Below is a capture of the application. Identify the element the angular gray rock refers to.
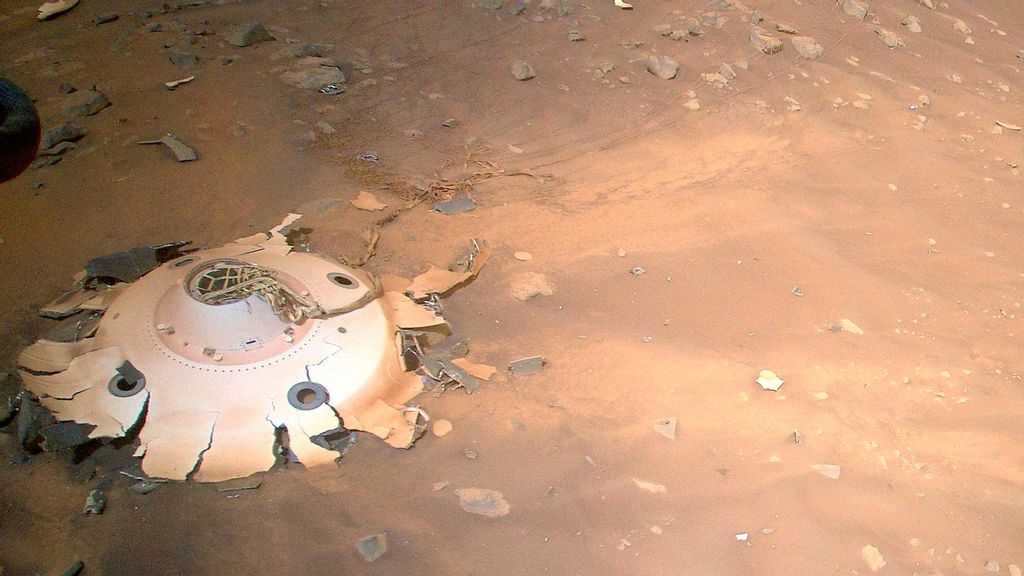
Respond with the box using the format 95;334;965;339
508;0;527;14
842;0;868;20
555;0;574;17
776;22;797;34
227;20;275;47
645;55;679;79
41;122;87;150
482;0;504;8
876;28;904;48
750;26;783;54
511;60;536;80
902;15;921;33
270;42;330;61
63;89;111;118
280;58;347;89
791;35;823;59
168;50;198;67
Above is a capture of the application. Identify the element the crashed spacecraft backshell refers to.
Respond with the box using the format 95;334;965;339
17;219;450;482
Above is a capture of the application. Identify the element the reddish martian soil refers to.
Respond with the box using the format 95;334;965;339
1;0;1023;574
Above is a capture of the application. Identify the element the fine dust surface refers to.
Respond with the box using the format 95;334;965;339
1;0;1023;574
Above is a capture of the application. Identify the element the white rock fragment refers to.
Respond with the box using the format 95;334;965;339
862;545;887;571
812;464;841;479
756;369;784;391
632;479;667;493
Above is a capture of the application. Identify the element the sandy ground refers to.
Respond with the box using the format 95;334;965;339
2;0;1023;574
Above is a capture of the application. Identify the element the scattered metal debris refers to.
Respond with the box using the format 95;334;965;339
83;489;106;515
357;152;379;163
129;481;158;494
138;134;197;162
318;83;344;96
37;0;78;20
164;76;195;90
350;191;387;211
630;266;646;276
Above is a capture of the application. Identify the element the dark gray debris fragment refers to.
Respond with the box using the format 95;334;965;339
356;532;388;562
509;356;545;377
57;560;85;576
83;489;107;515
94;12;118;24
432;197;476;215
41;422;95;450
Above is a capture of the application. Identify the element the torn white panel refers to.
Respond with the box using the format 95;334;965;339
191;403;278;483
139;409;219;480
18;338;103;373
18;347;125;400
41;388;148;438
384;291;448;329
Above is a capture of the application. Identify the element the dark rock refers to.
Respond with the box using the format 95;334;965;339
38;141;75;156
508;0;527;15
58;82;77;94
41;122;88;150
16;396;55;450
63;89;111;118
168;49;198;66
94;13;118;24
555;0;574;17
482;0;504;8
228;20;275;47
144;21;162;32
